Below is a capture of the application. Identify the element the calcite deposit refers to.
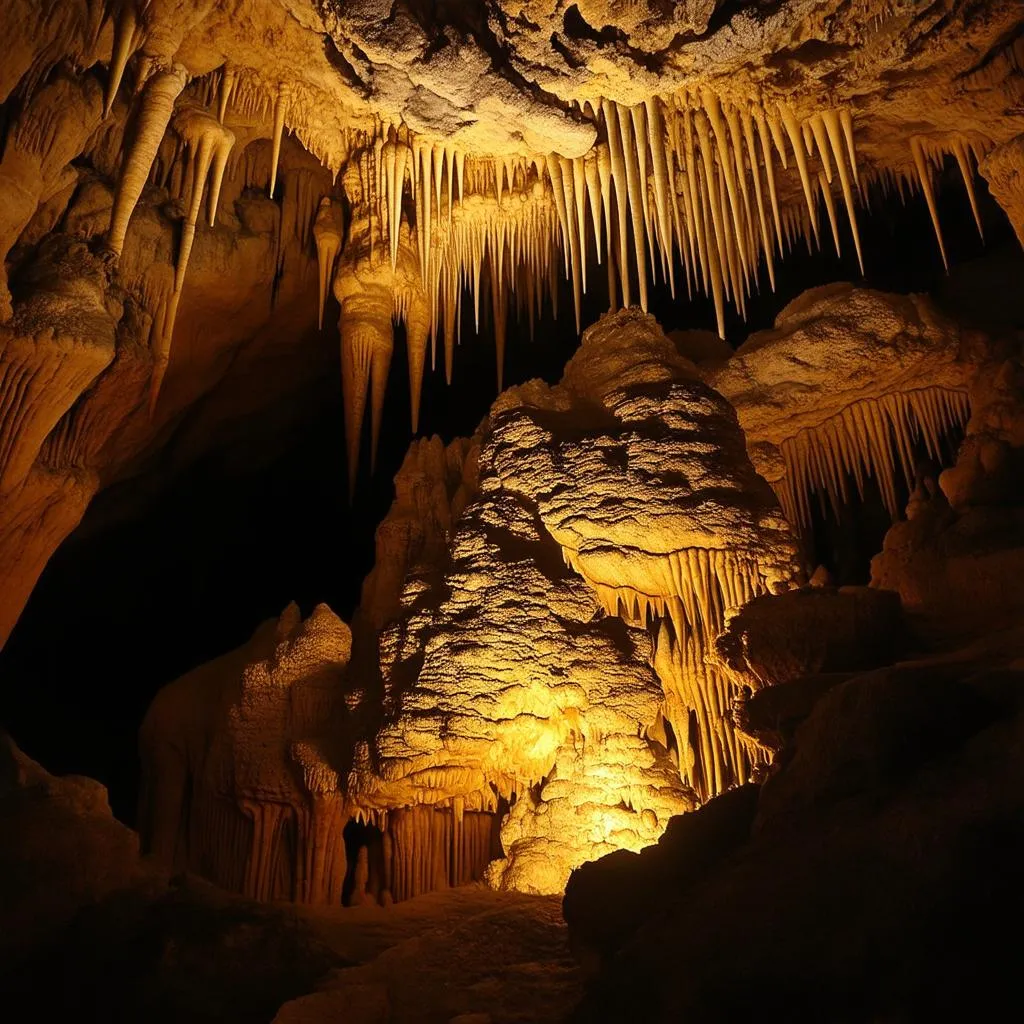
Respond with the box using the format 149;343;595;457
707;284;976;531
136;309;803;898
1;2;1024;1018
0;0;1021;652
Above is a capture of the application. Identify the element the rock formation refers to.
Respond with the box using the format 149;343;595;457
707;284;975;535
139;602;354;903
2;2;1024;1018
138;308;803;898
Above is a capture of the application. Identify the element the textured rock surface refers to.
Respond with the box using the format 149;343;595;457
139;603;354;904
357;308;797;889
0;732;141;966
707;284;977;530
566;639;1024;1022
138;309;798;899
1;5;1021;652
872;334;1024;648
714;584;903;693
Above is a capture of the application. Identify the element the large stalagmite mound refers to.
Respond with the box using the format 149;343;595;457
137;308;801;900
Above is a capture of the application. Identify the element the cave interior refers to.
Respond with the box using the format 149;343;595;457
2;1;1024;1021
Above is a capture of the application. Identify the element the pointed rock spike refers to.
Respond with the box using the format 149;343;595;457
779;103;819;239
105;5;138;117
823;109;864;273
106;66;188;257
952;138;984;241
911;136;949;271
218;65;235;124
269;84;290;198
809;113;834;183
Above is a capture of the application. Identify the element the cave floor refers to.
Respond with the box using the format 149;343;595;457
275;885;583;1024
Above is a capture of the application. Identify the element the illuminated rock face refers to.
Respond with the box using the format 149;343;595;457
137;309;799;898
707;284;976;534
356;309;797;890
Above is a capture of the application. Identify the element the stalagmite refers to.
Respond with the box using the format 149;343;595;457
269;84;290;199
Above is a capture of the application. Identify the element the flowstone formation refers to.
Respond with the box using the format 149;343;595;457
138;309;800;899
139;602;354;904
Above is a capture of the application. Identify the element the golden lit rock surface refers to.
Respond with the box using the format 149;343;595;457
707;283;976;530
3;2;1024;1019
0;0;1021;654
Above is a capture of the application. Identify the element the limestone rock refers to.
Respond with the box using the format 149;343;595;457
567;647;1024;1022
0;732;140;967
139;602;354;905
708;284;977;531
714;585;903;693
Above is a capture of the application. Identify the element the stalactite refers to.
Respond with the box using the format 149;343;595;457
313;198;343;331
148;107;235;414
217;63;235;124
383;805;496;902
106;65;188;257
104;3;141;117
339;289;394;497
269;83;290;199
775;387;971;531
910;135;949;271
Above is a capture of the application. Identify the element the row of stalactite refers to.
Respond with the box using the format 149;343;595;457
94;40;997;445
650;550;774;801
568;543;775;803
170;789;498;906
776;386;972;532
